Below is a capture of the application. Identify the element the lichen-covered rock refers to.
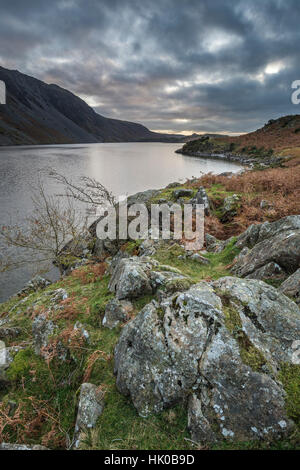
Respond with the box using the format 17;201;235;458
205;233;219;252
245;261;283;280
75;383;105;434
102;299;133;329
109;256;190;299
220;194;240;222
17;276;51;297
279;268;300;303
114;278;300;444
109;257;154;299
190;253;210;265
236;216;300;250
0;443;48;450
189;187;211;216
32;314;56;356
232;216;300;278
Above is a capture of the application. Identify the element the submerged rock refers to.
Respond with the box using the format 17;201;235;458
114;277;300;444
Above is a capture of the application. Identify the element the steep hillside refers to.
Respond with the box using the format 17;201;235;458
0;67;182;145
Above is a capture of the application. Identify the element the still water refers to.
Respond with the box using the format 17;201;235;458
0;142;242;301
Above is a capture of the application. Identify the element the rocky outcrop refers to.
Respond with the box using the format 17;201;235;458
279;269;300;304
18;276;51;297
108;256;191;300
114;277;300;444
232;216;300;279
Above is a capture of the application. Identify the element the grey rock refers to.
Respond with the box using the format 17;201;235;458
109;257;155;299
127;189;159;207
260;200;272;210
190;253;210;265
32;314;56;356
49;288;68;303
18;276;51;297
236;215;300;249
220;194;240;222
114;278;300;443
74;322;90;342
173;188;194;199
279;268;300;303
245;262;283;280
166;182;180;189
102;299;133;329
194;186;211;216
75;383;105;433
0;443;48;450
232;221;300;278
205;233;219;252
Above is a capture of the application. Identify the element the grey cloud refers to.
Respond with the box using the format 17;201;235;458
0;0;299;133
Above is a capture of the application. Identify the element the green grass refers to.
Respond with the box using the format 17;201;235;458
154;238;240;282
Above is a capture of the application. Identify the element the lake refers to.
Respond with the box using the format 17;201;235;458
0;142;242;302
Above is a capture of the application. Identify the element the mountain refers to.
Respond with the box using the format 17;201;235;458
0;66;184;145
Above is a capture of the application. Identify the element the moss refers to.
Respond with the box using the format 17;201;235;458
279;364;300;427
223;304;267;372
164;278;193;293
154;238;240;284
123;239;143;255
149;184;196;204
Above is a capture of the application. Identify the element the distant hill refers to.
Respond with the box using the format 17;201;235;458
0;66;184;146
180;115;300;159
226;115;300;152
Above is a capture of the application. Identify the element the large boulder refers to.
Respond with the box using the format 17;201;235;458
232;216;300;278
108;257;154;299
109;256;191;300
114;277;300;444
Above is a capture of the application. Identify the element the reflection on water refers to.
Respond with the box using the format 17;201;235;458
0;142;242;301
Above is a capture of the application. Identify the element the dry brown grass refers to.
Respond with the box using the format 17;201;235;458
71;262;107;284
190;165;300;238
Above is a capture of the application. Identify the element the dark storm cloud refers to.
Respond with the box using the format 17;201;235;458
0;0;299;133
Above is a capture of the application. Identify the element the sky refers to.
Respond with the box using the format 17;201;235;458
0;0;300;135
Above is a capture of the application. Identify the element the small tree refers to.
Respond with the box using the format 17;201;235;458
48;168;115;208
0;178;90;276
